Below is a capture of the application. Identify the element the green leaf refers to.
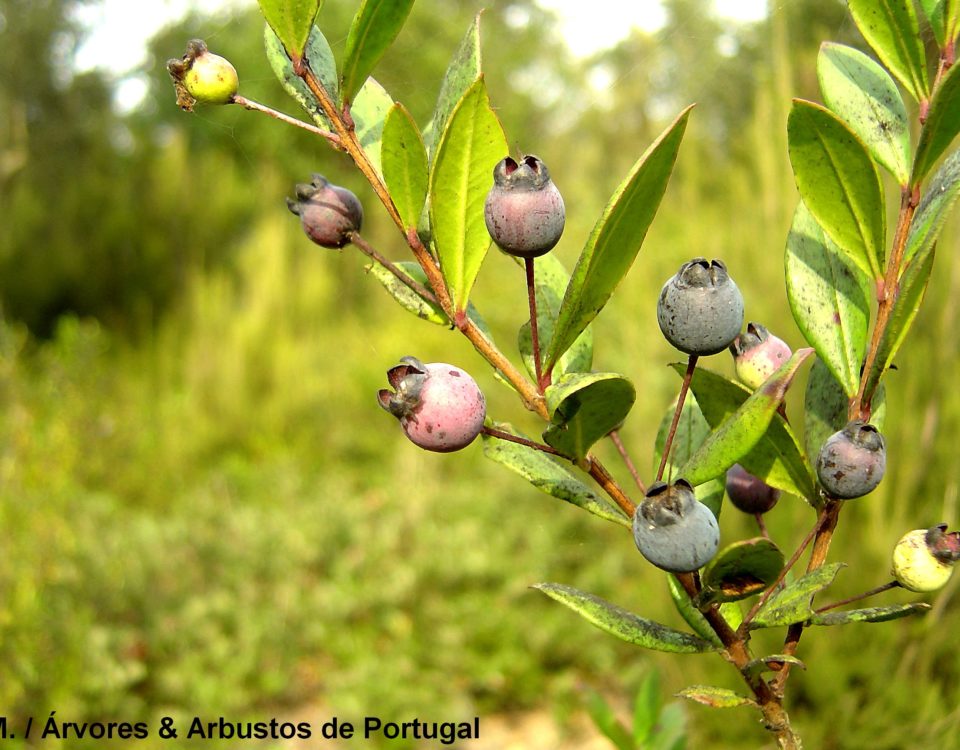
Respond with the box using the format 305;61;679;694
803;357;887;469
429;77;507;313
678;366;816;500
350;76;393;179
258;0;322;62
542;373;635;461
533;583;718;653
848;0;929;102
808;602;930;625
919;0;948;46
632;671;662;747
861;245;935;404
482;422;629;527
750;563;844;629
677;349;814;487
785;200;872;398
913;63;960;184
424;14;482;157
264;22;337;127
585;691;633;750
788;99;886;281
667;576;723;648
544;106;692;373
382;103;429;229
818;42;911;185
905;148;960;266
654;396;725;517
676;686;756;709
700;538;785;604
366;260;445;325
340;0;415;106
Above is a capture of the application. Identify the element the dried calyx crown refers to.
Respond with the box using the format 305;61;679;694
377;356;428;418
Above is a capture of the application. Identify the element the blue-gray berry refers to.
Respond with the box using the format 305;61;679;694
633;480;720;573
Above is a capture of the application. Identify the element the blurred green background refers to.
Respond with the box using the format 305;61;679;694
2;0;960;747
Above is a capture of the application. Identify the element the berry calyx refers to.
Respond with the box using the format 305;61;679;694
657;258;744;356
287;175;363;249
725;463;780;514
816;420;886;499
892;525;960;593
377;357;486;452
729;322;792;389
167;39;238;111
484;155;565;258
632;480;720;573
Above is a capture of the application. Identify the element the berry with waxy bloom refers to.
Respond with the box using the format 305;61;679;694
633;480;720;573
484;155;565;258
816;420;886;499
286;175;363;249
892;524;960;593
657;258;744;356
377;357;486;452
730;322;792;389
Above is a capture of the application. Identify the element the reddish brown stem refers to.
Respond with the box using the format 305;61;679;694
481;426;565;456
609;429;646;494
814;580;901;614
349;232;438;305
656;355;698;482
525;257;546;391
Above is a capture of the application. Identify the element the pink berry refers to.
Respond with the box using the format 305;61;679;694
286;174;363;249
377;357;486;452
729;322;792;389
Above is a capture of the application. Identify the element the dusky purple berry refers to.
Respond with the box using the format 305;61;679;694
167;39;238;111
725;463;780;514
892;524;960;593
730;322;792;389
377;356;486;453
657;258;744;356
483;155;565;258
816;420;886;499
286;175;363;249
632;480;720;573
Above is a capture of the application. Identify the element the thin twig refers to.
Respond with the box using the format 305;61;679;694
232;95;341;146
525;257;546;391
481;426;565;456
609;429;646;494
657;355;698;482
349;232;438;305
814;580;901;614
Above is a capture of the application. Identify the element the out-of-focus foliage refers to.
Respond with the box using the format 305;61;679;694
1;0;959;748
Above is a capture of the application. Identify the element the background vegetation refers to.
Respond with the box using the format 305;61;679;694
2;0;959;747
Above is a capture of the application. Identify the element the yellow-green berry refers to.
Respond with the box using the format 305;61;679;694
167;39;238;110
892;525;960;593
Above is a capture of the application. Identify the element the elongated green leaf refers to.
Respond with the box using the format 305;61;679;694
429;78;506;313
482;422;628;527
632;671;663;747
667;576;744;647
785;200;871;397
264;23;337;127
818;42;910;185
677;349;814;487
382;103;428;229
654;396;724;517
788;100;885;281
350;76;393;179
920;0;948;46
676;686;756;709
808;602;930;625
341;0;414;106
543;373;636;460
424;14;481;157
518;254;594;381
544;107;692;373
861;246;935;404
914;64;960;184
848;0;929;102
804;357;887;470
585;691;633;750
677;366;816;500
750;563;844;629
367;260;446;325
258;0;321;62
700;538;785;604
533;583;718;653
905;149;960;266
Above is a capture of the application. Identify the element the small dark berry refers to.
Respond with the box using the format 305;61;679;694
725;464;780;514
377;356;486;452
657;258;744;356
729;322;792;389
287;175;363;249
632;480;720;573
484;155;565;258
816;420;886;499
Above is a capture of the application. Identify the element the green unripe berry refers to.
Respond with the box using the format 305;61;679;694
167;39;238;111
892;525;960;593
